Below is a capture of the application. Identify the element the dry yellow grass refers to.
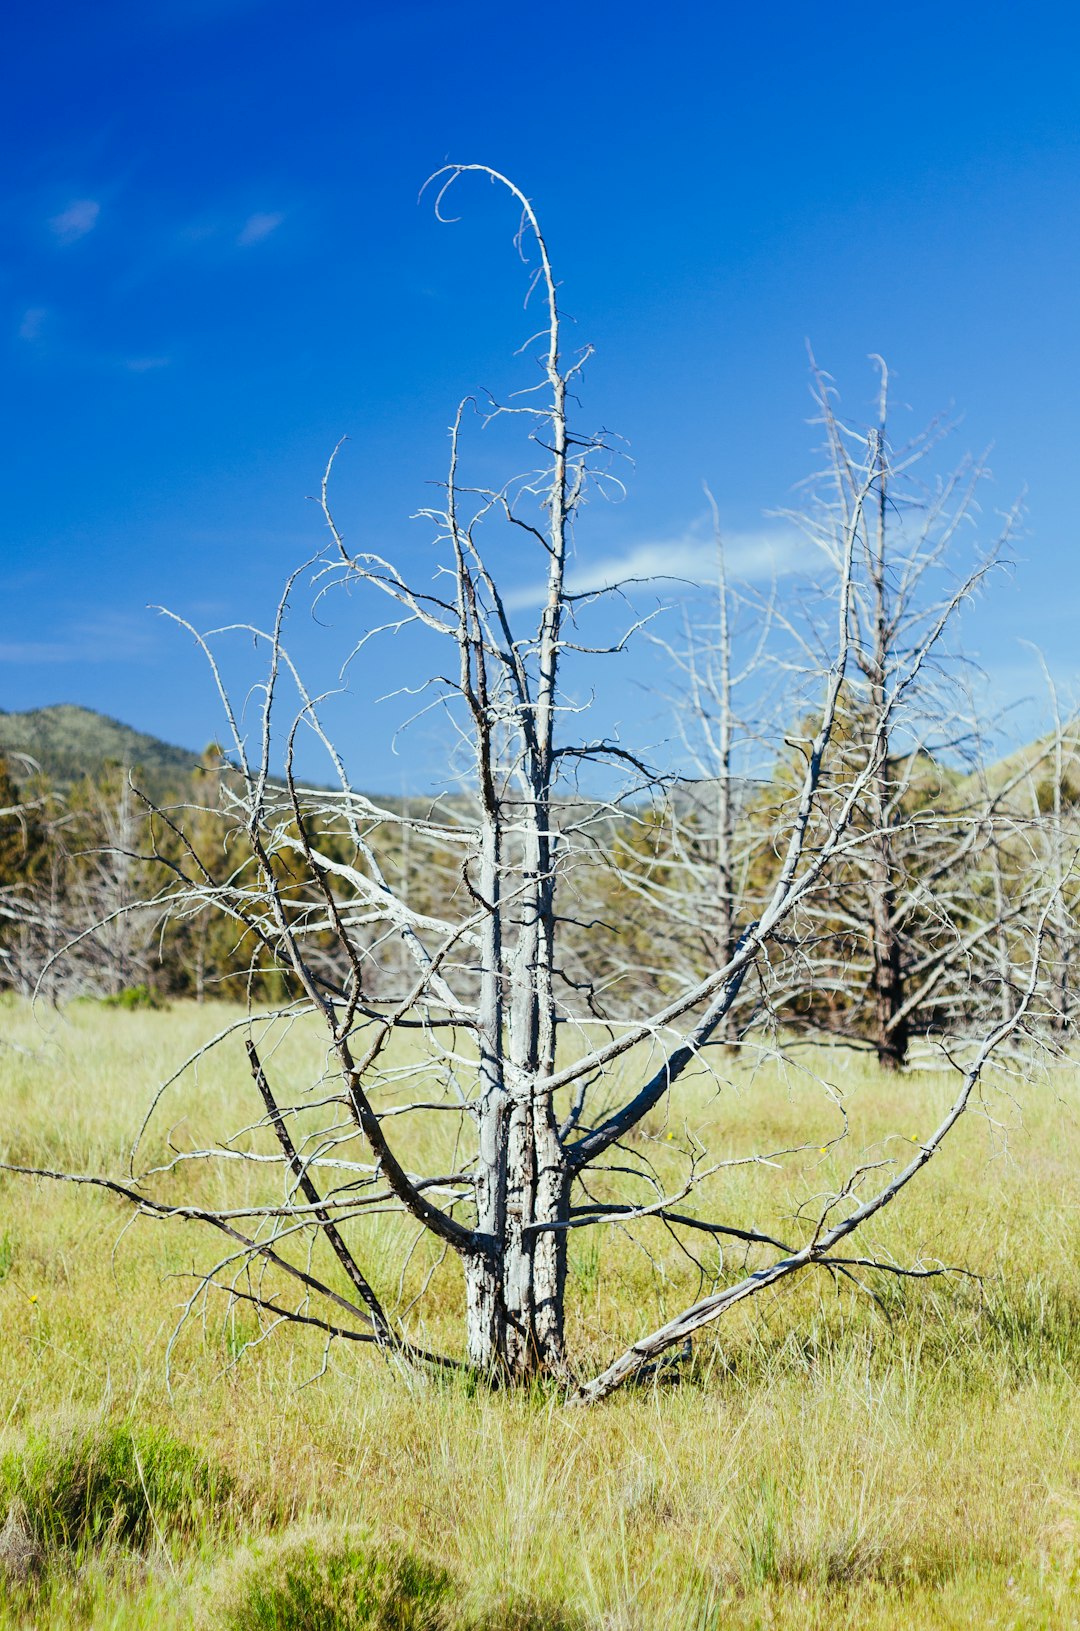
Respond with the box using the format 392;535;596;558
1;996;1078;1627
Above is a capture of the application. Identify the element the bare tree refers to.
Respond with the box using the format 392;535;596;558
0;753;46;996
0;759;102;1004
763;362;1027;1067
1016;658;1080;1035
2;767;158;1003
599;493;778;1036
71;771;155;996
3;169;1053;1398
605;368;1033;1068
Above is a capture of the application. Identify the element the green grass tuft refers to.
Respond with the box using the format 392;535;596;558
208;1530;455;1631
95;984;168;1012
1;1420;234;1555
206;1528;589;1631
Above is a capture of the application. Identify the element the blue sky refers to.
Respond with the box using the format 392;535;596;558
3;1;1079;789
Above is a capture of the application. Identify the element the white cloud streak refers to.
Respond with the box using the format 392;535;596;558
237;211;284;246
49;199;100;244
0;612;156;665
503;522;807;611
18;307;46;341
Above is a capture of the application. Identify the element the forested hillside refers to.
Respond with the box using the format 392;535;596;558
0;705;202;796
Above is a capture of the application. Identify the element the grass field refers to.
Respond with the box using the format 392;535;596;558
1;997;1078;1628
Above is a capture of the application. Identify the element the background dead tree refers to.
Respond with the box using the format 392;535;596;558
0;752;164;1004
0;758;96;1004
761;362;1027;1067
1017;658;1080;1035
594;491;779;1036
70;771;155;998
0;753;47;997
3;169;1055;1398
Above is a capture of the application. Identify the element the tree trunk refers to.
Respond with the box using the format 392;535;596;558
464;1090;569;1380
869;827;907;1071
866;416;908;1072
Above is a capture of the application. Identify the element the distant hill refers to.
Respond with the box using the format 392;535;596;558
0;705;204;795
954;729;1080;808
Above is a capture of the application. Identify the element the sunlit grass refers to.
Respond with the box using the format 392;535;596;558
1;997;1078;1626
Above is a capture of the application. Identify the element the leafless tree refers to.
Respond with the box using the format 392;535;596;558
2;770;157;1003
605;367;1035;1069
72;773;154;996
600;493;778;1037
0;763;90;1004
1014;658;1080;1035
3;169;1055;1398
763;361;1029;1067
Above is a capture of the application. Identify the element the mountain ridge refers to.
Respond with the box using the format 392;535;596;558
0;704;206;794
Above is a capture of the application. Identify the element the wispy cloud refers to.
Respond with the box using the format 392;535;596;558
49;199;100;244
237;210;284;246
0;640;78;663
503;521;807;611
112;203;291;295
124;355;170;373
18;307;47;341
0;611;157;665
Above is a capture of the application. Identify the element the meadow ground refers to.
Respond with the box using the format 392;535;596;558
0;997;1078;1628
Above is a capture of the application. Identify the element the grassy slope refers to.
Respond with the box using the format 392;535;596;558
0;1000;1078;1627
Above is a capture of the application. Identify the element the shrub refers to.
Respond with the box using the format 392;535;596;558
209;1529;455;1631
206;1527;592;1631
97;983;166;1011
0;1420;234;1553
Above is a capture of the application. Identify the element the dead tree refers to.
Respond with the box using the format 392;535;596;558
1019;658;1080;1034
606;492;778;1035
2;169;1054;1396
0;759;105;1003
767;361;1025;1068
